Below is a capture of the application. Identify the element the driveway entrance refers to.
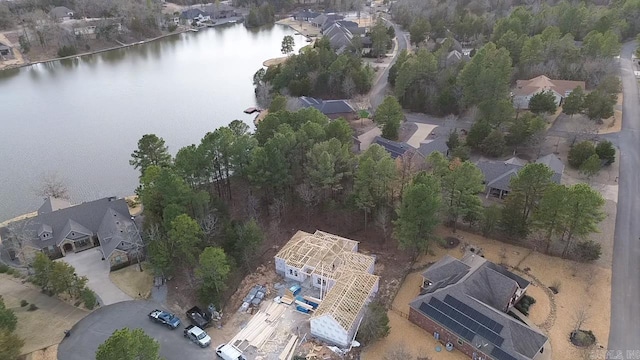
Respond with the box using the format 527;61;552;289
59;248;132;305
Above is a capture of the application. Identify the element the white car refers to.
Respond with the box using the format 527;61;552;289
216;343;247;360
183;325;211;348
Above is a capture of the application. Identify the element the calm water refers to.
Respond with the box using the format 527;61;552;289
0;23;306;222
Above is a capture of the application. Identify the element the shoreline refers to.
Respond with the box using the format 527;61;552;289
0;29;190;71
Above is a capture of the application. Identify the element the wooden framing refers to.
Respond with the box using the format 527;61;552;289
310;270;379;334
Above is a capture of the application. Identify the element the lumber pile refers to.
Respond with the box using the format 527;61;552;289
230;301;289;351
278;335;298;360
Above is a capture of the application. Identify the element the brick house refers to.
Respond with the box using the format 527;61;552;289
409;252;551;360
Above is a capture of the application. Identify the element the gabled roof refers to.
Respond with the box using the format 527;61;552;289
535;154;564;182
372;136;413;159
476;158;524;192
181;8;206;19
417;137;449;158
410;254;543;360
49;6;74;19
298;96;355;115
311;14;328;26
37;224;52;236
38;197;72;215
97;208;142;259
295;10;321;19
514;75;585;97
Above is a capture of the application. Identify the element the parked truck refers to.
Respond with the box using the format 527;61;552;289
186;306;212;328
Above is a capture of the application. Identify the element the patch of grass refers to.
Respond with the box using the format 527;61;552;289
28;303;38;311
0;263;9;273
20;300;28;307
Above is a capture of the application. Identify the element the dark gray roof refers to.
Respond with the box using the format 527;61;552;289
37;224;52;236
311;14;328;25
535;154;564;178
97;208;142;259
8;197;132;251
49;6;74;19
295;10;320;19
298;97;355;115
0;42;11;50
410;255;543;360
476;159;524;192
181;8;206;19
417;137;449;158
38;197;72;215
477;155;562;192
372;136;413;159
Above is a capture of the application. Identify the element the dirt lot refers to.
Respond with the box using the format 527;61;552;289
0;274;88;355
109;262;154;299
362;227;611;360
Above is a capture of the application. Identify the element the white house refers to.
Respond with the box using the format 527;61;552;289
513;75;586;110
275;230;379;348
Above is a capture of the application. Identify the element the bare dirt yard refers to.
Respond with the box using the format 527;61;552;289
362;227;611;360
0;274;88;355
109;262;154;299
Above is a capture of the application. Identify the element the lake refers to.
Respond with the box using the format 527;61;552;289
0;23;306;222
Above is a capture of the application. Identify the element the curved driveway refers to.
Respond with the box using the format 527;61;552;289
58;300;215;360
609;41;640;353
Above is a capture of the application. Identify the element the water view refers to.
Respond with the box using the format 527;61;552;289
0;23;306;222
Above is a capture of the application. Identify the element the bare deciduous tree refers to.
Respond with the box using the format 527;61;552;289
4;220;36;266
255;82;273;109
375;206;392;244
199;211;220;237
35;172;70;200
573;306;590;332
383;344;416;360
296;183;319;224
246;194;260;220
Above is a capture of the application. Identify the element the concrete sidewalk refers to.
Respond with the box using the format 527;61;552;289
60;249;132;305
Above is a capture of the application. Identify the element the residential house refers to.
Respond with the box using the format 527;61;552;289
444;50;470;67
0;196;143;271
513;75;586;110
294;10;321;22
417;137;449;159
181;8;211;25
203;3;238;19
311;13;344;28
322;20;362;34
476;154;564;198
0;41;14;59
49;6;74;21
275;230;379;348
409;252;551;360
372;136;414;159
297;96;356;120
73;20;123;39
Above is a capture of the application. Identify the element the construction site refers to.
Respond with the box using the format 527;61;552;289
223;230;380;360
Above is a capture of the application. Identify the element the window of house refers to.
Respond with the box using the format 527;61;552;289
71;232;75;236
457;339;463;346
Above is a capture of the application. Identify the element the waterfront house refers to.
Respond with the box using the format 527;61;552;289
297;96;356;120
409;252;550;360
0;196;144;271
49;6;74;21
293;10;321;22
181;8;211;25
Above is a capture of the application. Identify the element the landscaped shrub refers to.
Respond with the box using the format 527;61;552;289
0;263;8;273
28;303;38;311
57;45;78;58
20;300;28;307
514;295;536;316
356;301;390;345
82;288;97;310
569;141;596;168
168;24;178;32
595;140;616;165
573;240;602;262
571;329;596;347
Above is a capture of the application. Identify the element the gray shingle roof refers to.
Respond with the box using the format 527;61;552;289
37;224;52;237
181;8;206;19
97;208;142;259
8;197;132;252
477;155;563;193
417;137;449;158
535;154;564;181
410;254;544;360
372;136;413;159
49;6;74;19
298;97;355;115
38;197;72;215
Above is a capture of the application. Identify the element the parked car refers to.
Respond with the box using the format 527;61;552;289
184;325;211;348
216;343;247;360
148;309;181;329
186;306;211;328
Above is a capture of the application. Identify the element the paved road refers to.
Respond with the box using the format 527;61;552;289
609;41;640;355
369;18;409;110
58;300;215;360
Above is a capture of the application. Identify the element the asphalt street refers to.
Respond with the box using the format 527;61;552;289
608;41;640;355
58;300;215;360
369;18;409;111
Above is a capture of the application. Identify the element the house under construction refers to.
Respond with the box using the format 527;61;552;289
274;230;379;348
